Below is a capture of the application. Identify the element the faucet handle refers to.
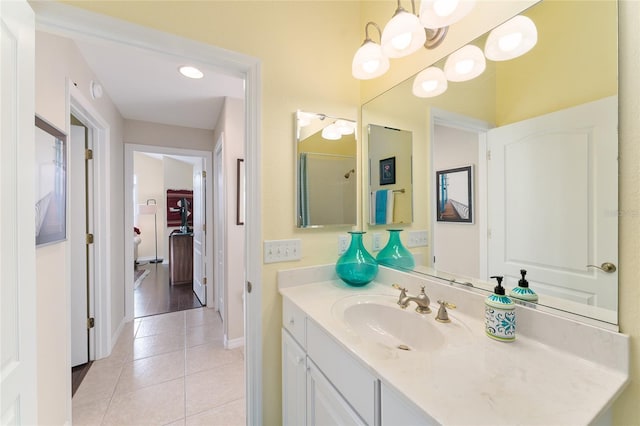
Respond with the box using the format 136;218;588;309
392;283;407;292
435;300;456;323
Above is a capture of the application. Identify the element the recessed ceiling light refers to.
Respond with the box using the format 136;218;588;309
179;65;204;79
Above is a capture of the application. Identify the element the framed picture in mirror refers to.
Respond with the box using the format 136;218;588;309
436;165;473;223
35;115;67;246
379;156;396;185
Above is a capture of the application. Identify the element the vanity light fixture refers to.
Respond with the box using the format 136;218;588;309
484;15;537;61
352;22;390;80
419;0;476;29
335;119;356;135
321;124;342;141
178;65;204;79
444;44;485;82
381;0;426;58
412;66;448;98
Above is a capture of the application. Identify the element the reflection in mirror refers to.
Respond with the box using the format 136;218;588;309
362;1;618;325
368;124;413;225
296;111;357;228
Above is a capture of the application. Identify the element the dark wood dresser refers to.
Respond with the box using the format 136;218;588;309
169;232;193;285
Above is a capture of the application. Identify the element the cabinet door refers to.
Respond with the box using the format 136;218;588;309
381;383;438;426
282;329;307;426
307;360;367;426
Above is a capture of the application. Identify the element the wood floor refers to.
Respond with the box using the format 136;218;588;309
134;263;203;318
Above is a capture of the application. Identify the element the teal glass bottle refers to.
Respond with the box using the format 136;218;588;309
376;229;415;270
335;231;378;287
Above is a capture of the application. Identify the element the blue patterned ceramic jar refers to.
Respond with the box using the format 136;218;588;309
485;276;516;342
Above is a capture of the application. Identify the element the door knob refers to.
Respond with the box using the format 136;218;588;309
586;262;617;273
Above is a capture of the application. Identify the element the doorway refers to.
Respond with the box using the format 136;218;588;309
132;149;209;318
36;2;263;422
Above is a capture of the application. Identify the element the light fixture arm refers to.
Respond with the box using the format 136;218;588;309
363;21;383;45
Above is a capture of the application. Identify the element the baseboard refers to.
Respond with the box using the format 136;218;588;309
224;335;245;349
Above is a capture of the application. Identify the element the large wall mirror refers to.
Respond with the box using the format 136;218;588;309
296;111;357;228
362;1;618;325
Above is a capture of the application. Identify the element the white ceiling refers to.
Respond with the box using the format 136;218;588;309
74;38;244;131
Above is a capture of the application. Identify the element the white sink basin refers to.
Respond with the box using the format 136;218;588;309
331;294;445;352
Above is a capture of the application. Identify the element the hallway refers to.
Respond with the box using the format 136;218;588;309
72;308;245;425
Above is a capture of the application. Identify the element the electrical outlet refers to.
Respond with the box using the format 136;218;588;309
264;239;302;263
372;232;383;251
338;235;349;255
406;230;428;247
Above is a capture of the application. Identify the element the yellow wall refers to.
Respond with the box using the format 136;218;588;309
495;0;618;125
55;1;640;424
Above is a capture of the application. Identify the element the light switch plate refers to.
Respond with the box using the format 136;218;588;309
372;232;383;251
338;235;349;255
264;239;302;263
406;230;428;247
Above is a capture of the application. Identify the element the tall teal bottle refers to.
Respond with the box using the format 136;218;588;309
335;231;378;287
376;229;415;270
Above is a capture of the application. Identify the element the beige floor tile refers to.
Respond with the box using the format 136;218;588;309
115;349;185;395
185;398;245;426
186;323;224;347
185;360;244;417
133;330;185;360
72;358;124;408
164;418;186;426
186;342;243;375
102;377;185;426
185;307;221;328
71;397;110;426
136;312;186;338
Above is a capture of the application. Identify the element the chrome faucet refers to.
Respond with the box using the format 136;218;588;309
392;284;431;314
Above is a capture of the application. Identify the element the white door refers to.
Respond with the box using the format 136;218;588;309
487;96;618;309
1;0;38;423
192;158;206;304
69;123;89;366
214;139;225;317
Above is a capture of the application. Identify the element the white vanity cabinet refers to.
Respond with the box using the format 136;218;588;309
381;383;437;426
282;329;306;426
282;298;377;426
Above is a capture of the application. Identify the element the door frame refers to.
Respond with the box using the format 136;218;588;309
68;83;110;360
124;144;214;309
214;137;226;318
35;3;263;423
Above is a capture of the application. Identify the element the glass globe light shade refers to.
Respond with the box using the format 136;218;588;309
484;15;537;61
444;44;486;82
412;67;448;98
381;10;427;58
419;0;476;29
352;40;390;80
335;120;355;135
322;124;341;140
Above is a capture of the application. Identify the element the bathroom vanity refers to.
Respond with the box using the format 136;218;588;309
279;265;629;425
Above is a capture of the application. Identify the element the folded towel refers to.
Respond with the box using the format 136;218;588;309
373;190;394;224
375;190;387;224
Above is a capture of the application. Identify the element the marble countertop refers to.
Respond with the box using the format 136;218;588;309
279;274;629;425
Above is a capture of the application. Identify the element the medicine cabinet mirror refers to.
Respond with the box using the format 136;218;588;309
362;0;619;325
295;111;357;228
368;124;413;225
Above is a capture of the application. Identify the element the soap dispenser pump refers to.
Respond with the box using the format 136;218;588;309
485;276;516;342
509;269;539;302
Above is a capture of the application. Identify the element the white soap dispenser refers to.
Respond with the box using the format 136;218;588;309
485;276;516;342
509;269;539;302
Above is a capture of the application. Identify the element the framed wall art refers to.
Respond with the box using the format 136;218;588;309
35;115;67;246
379;156;396;185
436;165;473;223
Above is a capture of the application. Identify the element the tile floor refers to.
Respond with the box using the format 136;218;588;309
72;308;245;425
